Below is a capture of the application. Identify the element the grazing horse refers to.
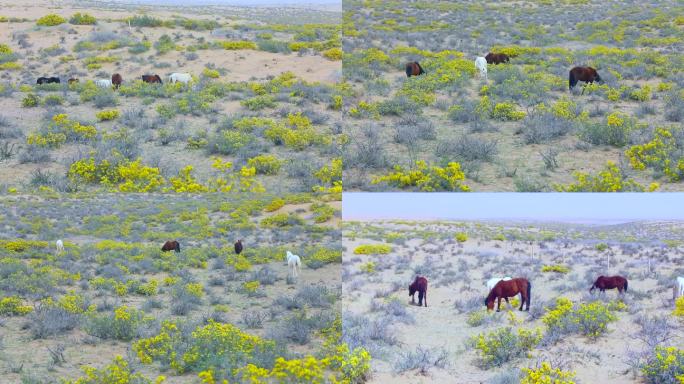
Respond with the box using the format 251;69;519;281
486;276;511;291
55;239;64;254
485;53;510;65
673;276;684;301
95;79;112;88
234;239;243;255
161;240;180;253
409;276;428;307
169;72;192;84
405;61;425;77
485;277;531;312
142;74;162;84
569;66;602;91
111;73;123;89
286;251;301;279
475;56;487;80
37;77;60;84
68;78;79;85
590;275;627;295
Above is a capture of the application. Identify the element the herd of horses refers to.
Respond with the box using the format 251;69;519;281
53;238;302;280
405;51;602;91
409;274;684;312
36;72;192;89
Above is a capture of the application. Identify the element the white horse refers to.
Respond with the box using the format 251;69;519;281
475;57;487;80
55;239;64;254
675;276;684;301
486;276;511;291
169;72;192;84
95;79;112;88
286;251;301;279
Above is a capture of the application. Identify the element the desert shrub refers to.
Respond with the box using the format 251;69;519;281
521;362;576;384
22;93;40;108
85;305;145;341
62;356;162;384
42;94;64;106
241;95;276;111
0;296;32;315
491;102;526;121
554;161;658;192
202;68;220;78
455;232;468;242
353;244;391;255
69;12;96;25
154;34;176;54
128;15;164;27
218;41;258;50
641;346;684;384
28;302;80;338
257;40;291;53
435;136;497;164
625;127;684;182
261;213;304;228
579;112;637;147
472;327;542;368
393;346;448;375
96;109;119;121
311;202;335;223
36;14;65;26
673;296;684;317
322;47;343;60
521;112;576;144
541;264;570;274
247;154;282;175
372;161;470;192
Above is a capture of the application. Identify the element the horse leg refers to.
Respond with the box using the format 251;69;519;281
424;290;427;307
418;291;423;306
496;297;502;312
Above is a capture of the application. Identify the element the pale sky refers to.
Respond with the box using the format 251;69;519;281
343;193;684;223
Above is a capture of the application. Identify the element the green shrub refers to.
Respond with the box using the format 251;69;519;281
641;346;684;384
472;327;542;368
241;95;276;111
22;93;40;108
36;14;66;26
85;305;145;341
247;154;282;175
0;296;33;316
69;12;96;25
261;213;304;228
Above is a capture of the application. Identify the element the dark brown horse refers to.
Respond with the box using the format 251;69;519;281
37;77;60;84
569;66;602;91
485;277;531;311
68;78;79;85
485;53;510;65
409;276;428;307
142;74;162;84
234;239;243;255
405;61;425;77
111;73;123;89
161;240;180;253
590;275;627;295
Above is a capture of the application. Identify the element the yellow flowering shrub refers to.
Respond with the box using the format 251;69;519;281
455;232;468;242
360;261;376;274
353;244;391;255
247;154;282;175
265;198;285;212
491;102;526;121
37;14;66;26
0;239;49;252
243;280;260;294
0;296;33;316
625;127;684;182
372;160;470;192
521;362;576;384
674;296;684;317
63;356;164;384
641;346;684;384
472;327;542;367
322;47;342;61
136;279;158;296
202;68;220;78
554;161;658;192
96;109;120;121
218;41;258;50
541;264;570;274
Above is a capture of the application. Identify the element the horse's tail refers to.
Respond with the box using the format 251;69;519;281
569;70;576;90
526;280;531;307
417;62;425;75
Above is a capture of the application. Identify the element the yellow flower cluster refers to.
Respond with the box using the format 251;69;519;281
353;244;391;255
541;264;570;274
372;160;470;192
521;362;576;384
625;127;684;182
554;161;658;192
0;296;33;316
96;109;120;121
63;355;165;384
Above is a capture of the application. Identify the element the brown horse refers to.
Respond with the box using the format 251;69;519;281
111;73;123;89
590;275;627;295
485;53;510;65
142;74;162;84
569;66;602;91
234;239;243;255
485;277;531;311
67;78;79;85
409;276;428;307
405;61;425;77
161;240;180;253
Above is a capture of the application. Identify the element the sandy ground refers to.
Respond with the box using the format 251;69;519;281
343;220;684;383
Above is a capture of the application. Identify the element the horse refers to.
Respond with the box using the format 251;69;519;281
234;239;243;255
161;240;180;253
569;66;602;92
485;53;510;65
142;74;162;84
169;72;192;84
286;251;301;279
111;73;123;89
673;276;684;301
67;78;79;85
37;77;60;85
589;275;627;295
409;276;428;307
475;56;487;80
95;79;112;88
485;277;531;312
405;61;425;77
55;239;64;254
486;276;511;291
